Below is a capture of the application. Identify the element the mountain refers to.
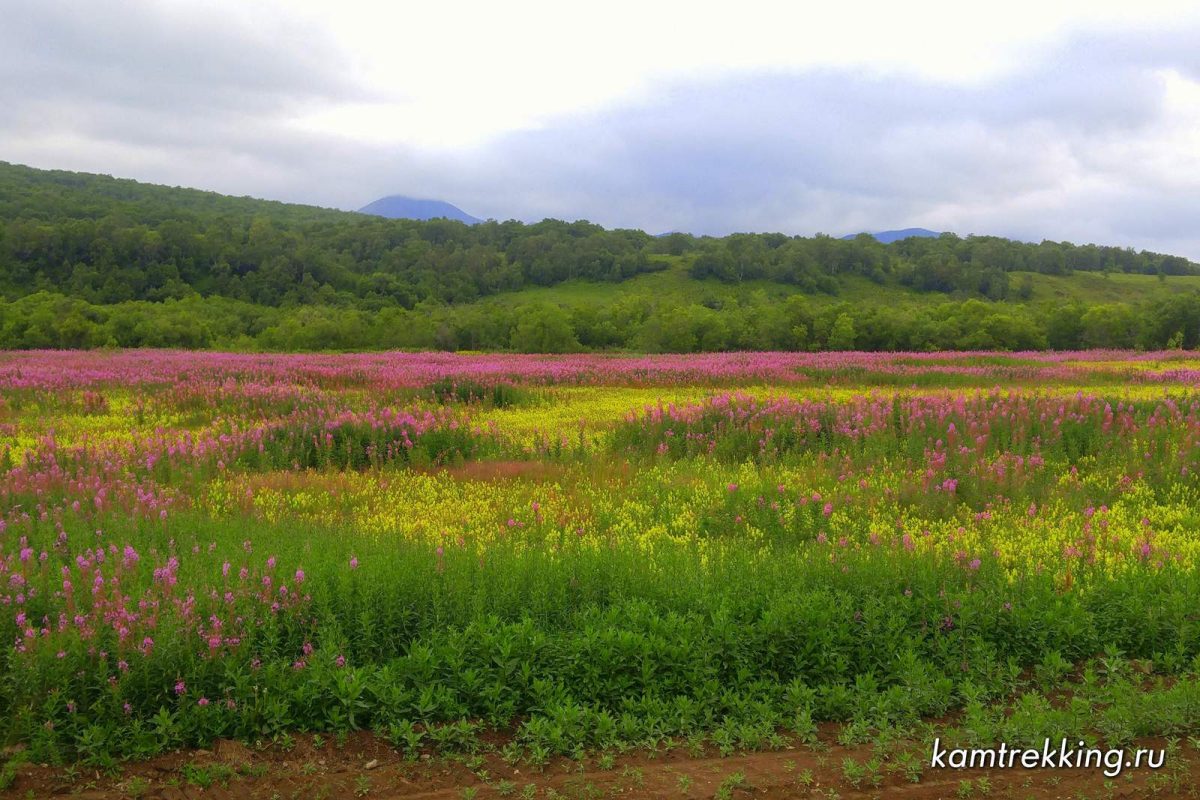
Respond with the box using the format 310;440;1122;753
358;195;482;224
842;228;941;243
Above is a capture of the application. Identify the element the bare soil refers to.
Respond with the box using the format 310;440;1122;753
2;732;1195;800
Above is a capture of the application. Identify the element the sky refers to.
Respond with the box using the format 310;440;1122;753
4;0;1200;257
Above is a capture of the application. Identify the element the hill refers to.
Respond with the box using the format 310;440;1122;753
358;195;482;224
842;227;941;243
2;160;1200;352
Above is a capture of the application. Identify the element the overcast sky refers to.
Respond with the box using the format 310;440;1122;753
4;1;1200;257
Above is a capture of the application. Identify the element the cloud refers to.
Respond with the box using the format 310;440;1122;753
1;4;1199;259
0;0;402;203
1;1;361;111
439;27;1200;258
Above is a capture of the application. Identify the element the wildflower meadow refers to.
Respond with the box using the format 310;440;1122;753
4;349;1200;795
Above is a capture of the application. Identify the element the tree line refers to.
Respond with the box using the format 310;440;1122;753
686;232;1196;299
5;290;1200;353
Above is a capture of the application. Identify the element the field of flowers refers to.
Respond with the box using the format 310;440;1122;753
5;349;1200;790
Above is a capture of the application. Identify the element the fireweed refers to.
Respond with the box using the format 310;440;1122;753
1;351;1200;765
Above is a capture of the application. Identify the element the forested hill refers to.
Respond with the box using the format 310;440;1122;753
0;161;659;307
2;160;1200;352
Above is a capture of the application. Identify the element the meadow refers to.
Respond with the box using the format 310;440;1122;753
4;349;1200;796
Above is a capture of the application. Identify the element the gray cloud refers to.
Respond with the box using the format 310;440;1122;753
0;0;407;203
440;27;1200;258
2;6;1199;259
2;1;360;111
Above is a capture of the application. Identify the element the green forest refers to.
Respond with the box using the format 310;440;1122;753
3;160;1200;352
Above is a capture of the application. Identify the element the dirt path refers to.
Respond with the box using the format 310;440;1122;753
4;732;1195;800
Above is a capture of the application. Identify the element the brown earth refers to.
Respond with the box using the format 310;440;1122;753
2;732;1195;800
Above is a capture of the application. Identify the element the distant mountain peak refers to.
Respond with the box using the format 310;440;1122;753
842;228;941;243
358;195;482;224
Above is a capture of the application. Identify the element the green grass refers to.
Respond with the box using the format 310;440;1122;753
468;259;1200;314
1023;270;1200;304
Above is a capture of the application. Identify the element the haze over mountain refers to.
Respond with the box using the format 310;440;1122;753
359;195;482;224
842;228;941;243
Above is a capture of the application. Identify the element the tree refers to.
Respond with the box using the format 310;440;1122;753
509;305;580;353
828;312;857;350
1046;304;1084;350
1080;304;1138;349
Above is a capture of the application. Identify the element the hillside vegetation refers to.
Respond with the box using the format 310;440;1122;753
2;161;1200;351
